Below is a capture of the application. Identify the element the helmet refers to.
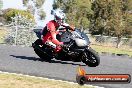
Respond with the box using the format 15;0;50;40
52;9;66;25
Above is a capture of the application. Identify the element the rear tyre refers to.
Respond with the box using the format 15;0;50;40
82;48;100;67
33;39;52;62
34;48;52;62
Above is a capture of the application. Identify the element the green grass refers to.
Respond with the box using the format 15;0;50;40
0;73;94;88
91;44;132;57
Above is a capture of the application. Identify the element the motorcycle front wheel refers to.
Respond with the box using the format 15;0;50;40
81;48;100;67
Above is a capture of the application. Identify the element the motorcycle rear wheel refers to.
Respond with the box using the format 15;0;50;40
34;48;52;62
33;39;52;61
82;48;100;67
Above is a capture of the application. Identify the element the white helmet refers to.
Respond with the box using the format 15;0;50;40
51;9;66;25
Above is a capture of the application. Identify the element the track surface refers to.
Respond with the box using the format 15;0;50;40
0;44;132;88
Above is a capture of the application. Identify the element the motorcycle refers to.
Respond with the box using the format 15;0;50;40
32;27;100;67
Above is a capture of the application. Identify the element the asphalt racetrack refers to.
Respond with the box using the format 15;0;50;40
0;44;131;88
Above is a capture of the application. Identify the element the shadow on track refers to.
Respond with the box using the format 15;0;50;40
10;55;86;66
10;55;39;61
50;59;86;66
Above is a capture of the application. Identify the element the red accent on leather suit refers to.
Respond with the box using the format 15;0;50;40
42;20;63;52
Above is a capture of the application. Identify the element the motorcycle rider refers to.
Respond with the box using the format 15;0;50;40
41;9;74;52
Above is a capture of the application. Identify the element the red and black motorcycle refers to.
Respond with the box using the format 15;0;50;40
32;27;100;67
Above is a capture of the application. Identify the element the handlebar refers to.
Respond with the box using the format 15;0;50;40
59;26;75;32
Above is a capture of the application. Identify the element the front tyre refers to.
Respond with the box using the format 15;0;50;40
81;48;100;67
